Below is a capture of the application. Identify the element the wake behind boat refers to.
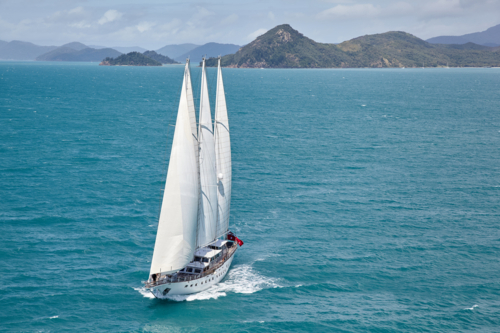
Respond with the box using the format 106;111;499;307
143;57;243;299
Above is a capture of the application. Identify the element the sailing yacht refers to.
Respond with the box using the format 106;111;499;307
144;57;243;299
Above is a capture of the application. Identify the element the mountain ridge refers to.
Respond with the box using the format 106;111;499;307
0;40;57;60
112;46;147;54
174;42;241;62
61;42;88;51
156;43;199;59
206;25;350;68
143;51;178;64
206;24;500;68
36;44;121;62
427;24;500;47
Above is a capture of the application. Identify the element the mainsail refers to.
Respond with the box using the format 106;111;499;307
214;58;232;238
150;61;199;276
196;59;218;247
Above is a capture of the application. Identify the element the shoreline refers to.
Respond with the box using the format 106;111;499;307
1;60;498;69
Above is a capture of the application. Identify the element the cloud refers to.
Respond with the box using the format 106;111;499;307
0;0;498;49
136;21;155;33
68;7;85;15
157;19;182;33
47;7;87;24
221;14;238;25
247;28;267;41
192;6;215;21
284;11;306;19
385;2;414;16
70;21;91;29
98;10;122;25
420;0;463;18
318;3;380;19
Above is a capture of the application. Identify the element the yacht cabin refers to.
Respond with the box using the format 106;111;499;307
178;240;234;275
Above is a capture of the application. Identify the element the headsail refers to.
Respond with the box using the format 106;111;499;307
197;58;218;247
214;57;232;238
150;61;199;276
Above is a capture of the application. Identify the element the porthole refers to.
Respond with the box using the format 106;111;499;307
185;285;188;288
190;285;193;287
195;284;197;286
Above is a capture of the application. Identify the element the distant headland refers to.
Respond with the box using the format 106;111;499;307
0;41;240;63
1;23;499;68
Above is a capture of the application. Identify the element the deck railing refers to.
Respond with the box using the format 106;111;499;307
144;245;236;288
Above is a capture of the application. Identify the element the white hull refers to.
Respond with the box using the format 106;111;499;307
149;251;235;298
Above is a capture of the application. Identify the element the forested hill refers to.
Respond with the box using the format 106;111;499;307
205;25;349;68
205;24;500;68
99;52;162;66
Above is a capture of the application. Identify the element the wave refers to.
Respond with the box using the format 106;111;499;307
134;264;279;302
464;304;478;310
133;287;155;299
167;264;280;302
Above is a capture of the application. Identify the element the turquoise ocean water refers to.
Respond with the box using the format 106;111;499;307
1;62;500;332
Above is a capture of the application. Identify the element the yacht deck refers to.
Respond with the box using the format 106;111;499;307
144;244;237;288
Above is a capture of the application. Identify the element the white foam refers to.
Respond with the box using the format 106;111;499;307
49;316;58;319
166;264;280;302
134;287;155;299
464;304;478;310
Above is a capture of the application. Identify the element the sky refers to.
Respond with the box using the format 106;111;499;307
0;0;499;48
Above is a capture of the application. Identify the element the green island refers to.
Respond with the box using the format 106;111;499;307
100;51;162;66
205;24;500;68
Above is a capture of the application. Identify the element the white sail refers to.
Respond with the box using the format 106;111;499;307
197;59;218;247
150;61;199;276
214;58;232;238
185;60;198;159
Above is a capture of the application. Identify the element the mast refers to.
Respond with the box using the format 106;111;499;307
196;58;218;248
214;57;232;238
150;60;199;276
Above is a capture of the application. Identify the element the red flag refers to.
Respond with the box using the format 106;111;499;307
227;232;243;246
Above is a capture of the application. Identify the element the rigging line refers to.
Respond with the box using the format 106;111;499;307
157;64;187;224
